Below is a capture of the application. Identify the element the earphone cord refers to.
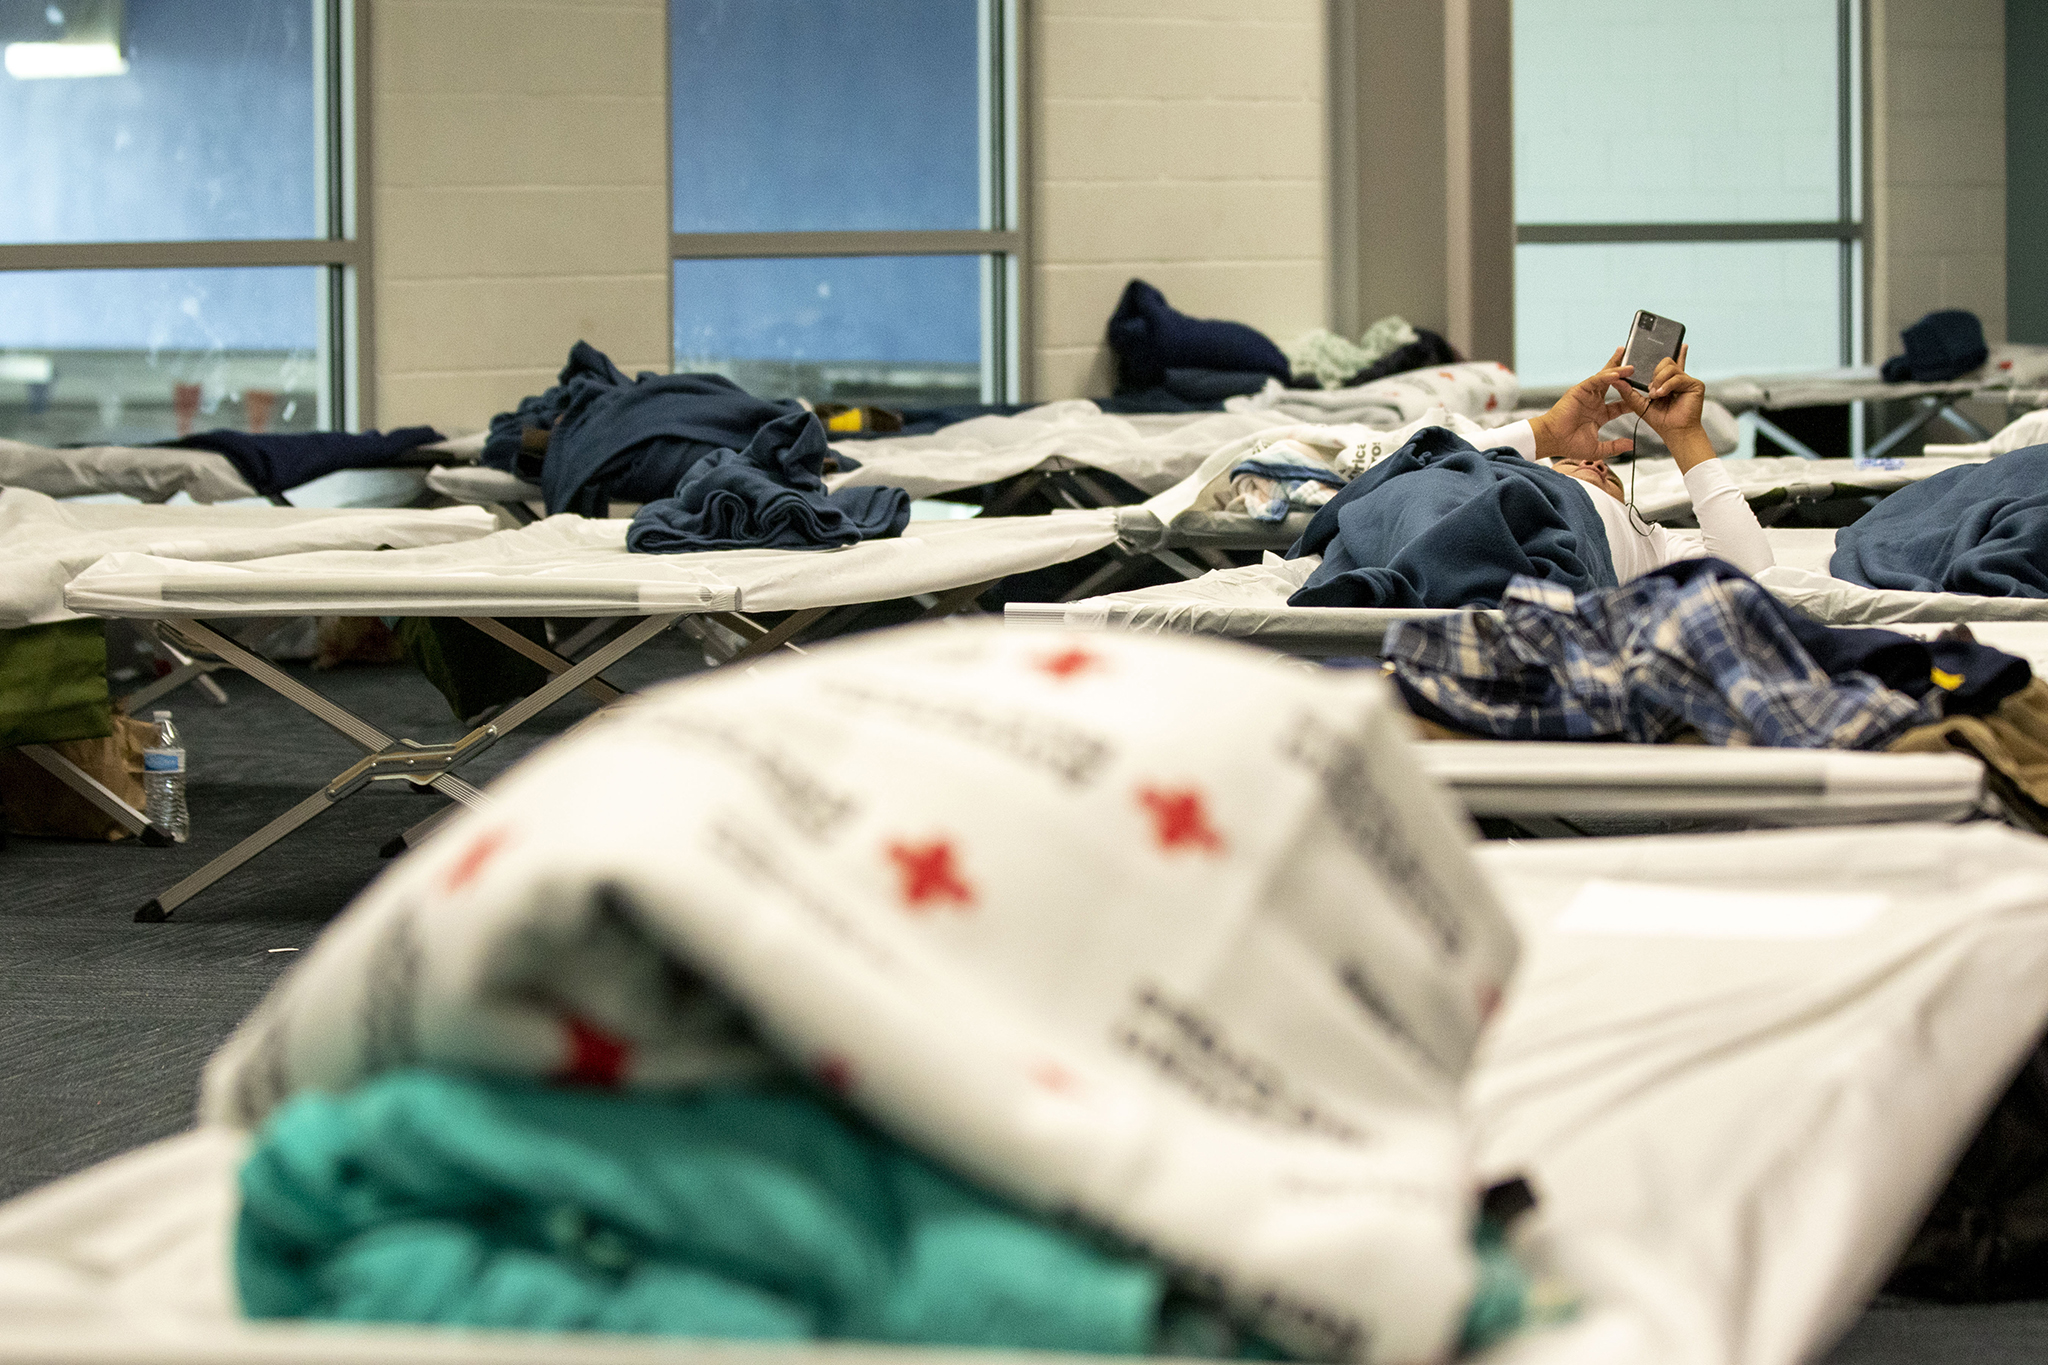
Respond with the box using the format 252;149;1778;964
1625;411;1653;538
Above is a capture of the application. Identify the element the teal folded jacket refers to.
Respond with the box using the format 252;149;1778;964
237;1072;1195;1353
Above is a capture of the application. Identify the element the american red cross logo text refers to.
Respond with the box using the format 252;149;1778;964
1137;785;1224;854
887;838;976;910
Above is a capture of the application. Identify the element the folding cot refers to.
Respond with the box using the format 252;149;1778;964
58;509;1125;920
0;432;481;506
1;488;500;839
4;820;2048;1365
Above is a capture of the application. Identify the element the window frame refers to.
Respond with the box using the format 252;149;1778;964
0;0;370;431
665;0;1026;403
1512;0;1865;370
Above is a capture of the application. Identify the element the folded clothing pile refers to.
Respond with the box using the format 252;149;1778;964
1285;318;1461;392
204;622;1532;1361
626;407;908;554
157;426;445;498
1106;280;1293;407
1387;557;2031;748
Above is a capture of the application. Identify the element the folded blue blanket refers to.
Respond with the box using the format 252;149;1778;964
238;1072;1221;1352
626;409;908;554
1285;427;1616;608
1832;447;2048;597
1107;281;1290;394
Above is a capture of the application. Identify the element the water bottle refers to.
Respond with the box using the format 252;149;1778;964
142;709;189;843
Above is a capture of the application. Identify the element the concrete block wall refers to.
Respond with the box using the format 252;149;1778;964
1872;0;2007;353
1029;0;1327;399
370;0;671;432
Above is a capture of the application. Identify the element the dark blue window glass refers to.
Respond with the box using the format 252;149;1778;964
671;0;983;233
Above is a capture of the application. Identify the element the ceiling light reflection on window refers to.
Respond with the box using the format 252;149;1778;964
4;41;127;78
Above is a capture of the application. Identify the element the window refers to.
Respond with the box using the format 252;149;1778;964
1511;0;1860;386
0;0;364;447
669;0;1022;406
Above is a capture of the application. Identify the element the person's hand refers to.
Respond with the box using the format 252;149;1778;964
1529;348;1639;464
1619;345;1705;442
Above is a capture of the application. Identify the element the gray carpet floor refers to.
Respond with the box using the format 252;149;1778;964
2;631;2043;1360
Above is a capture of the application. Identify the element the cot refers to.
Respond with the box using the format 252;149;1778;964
59;510;1123;920
0;432;481;505
1;489;500;837
2;821;2046;1365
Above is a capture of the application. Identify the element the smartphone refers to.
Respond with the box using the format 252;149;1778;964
1619;310;1686;392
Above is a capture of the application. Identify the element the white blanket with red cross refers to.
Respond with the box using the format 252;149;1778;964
199;622;1520;1364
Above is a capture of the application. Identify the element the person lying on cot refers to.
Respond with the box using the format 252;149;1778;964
1496;345;1774;579
1286;347;1771;609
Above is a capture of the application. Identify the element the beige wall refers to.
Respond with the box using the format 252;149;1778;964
369;0;671;431
1870;0;2007;354
1029;0;1328;400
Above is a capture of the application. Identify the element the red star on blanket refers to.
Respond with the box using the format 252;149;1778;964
815;1052;856;1096
1137;785;1224;854
1036;646;1102;680
887;838;976;911
442;827;508;892
555;1015;631;1087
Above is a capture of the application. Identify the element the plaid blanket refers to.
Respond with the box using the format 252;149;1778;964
1384;559;1942;748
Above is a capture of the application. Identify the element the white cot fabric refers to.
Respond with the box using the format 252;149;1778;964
62;510;1123;620
0;488;498;629
0;438;257;503
823;402;1298;501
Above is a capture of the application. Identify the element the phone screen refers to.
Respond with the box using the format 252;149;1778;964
1620;311;1686;392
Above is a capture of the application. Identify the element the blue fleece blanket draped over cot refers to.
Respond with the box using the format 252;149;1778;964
1831;447;2048;596
625;409;909;554
483;342;805;518
1284;426;1617;609
159;427;444;497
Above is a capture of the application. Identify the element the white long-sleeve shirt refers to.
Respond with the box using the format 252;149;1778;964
1488;420;1774;581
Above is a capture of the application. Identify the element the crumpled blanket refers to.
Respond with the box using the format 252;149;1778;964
1228;458;1345;523
158;426;444;498
1385;558;2030;747
625;409;909;554
1285;317;1421;390
1832;447;2048;597
1286;426;1615;609
237;1071;1226;1353
484;342;802;517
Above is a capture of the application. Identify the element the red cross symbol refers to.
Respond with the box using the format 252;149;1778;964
555;1015;631;1087
1137;785;1224;855
442;827;508;892
1030;1059;1078;1093
1036;646;1102;680
887;838;976;911
815;1052;856;1096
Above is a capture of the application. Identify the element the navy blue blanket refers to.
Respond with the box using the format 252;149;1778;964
1106;280;1289;394
1285;427;1618;608
485;342;802;517
626;410;909;555
1831;447;2048;597
159;427;443;497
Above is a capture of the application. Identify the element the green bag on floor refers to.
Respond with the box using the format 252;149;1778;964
0;620;110;748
